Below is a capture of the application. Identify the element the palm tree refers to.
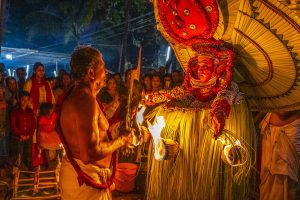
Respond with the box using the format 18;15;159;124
22;0;100;45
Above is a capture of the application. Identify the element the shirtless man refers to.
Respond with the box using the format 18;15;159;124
59;46;132;200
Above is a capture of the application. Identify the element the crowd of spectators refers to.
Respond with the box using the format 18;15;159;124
0;63;184;174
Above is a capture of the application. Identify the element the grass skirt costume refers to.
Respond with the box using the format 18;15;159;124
145;85;256;200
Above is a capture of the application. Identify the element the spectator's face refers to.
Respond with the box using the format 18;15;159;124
143;77;151;89
149;69;156;75
164;76;172;88
20;96;29;108
152;76;161;90
16;69;25;79
49;79;57;89
34;66;45;80
107;78;117;92
113;75;122;85
8;79;17;91
59;70;66;77
159;67;165;74
172;72;181;83
62;75;71;88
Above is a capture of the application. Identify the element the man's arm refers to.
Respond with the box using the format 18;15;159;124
76;97;130;164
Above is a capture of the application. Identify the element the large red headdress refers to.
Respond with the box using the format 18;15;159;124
154;0;234;101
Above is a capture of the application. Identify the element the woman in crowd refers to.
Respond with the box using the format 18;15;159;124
163;73;173;90
23;62;55;167
142;74;152;93
54;73;72;102
151;74;162;92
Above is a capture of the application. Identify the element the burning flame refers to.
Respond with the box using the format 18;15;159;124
221;139;248;166
136;104;146;129
147;116;166;145
147;116;166;160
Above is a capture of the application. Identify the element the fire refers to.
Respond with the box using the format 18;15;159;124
136;104;146;129
147;116;166;146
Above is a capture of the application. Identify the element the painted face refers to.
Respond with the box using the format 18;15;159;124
195;57;214;83
34;66;45;80
185;53;233;102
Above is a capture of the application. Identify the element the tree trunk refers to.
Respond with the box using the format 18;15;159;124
120;0;131;74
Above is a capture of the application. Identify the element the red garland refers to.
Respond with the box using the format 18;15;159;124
56;85;117;189
211;99;230;117
210;99;231;138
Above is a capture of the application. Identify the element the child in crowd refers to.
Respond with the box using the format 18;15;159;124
37;103;62;167
10;91;36;169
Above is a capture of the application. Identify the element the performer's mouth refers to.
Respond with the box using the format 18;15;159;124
190;76;217;89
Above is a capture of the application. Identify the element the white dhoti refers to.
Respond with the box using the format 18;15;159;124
260;113;300;200
60;157;112;200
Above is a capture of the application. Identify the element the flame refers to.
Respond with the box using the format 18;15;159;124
235;139;241;146
136;104;146;128
147;116;166;145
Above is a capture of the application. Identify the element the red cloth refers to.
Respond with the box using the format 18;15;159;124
32;143;46;167
57;85;117;189
11;107;36;139
38;112;61;149
30;75;53;113
39;112;57;132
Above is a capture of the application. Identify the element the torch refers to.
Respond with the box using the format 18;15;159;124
126;47;142;146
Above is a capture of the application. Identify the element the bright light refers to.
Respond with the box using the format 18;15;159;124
136;104;146;128
166;46;171;62
26;65;29;79
8;69;11;76
53;70;57;77
5;54;12;60
147;116;165;145
12;70;15;77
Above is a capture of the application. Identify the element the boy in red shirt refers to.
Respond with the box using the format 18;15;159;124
11;91;36;169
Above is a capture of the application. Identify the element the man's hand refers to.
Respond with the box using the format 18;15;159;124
120;128;134;147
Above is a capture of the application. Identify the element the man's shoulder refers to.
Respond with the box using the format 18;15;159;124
62;92;96;112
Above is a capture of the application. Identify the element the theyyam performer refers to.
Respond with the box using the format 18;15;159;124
143;0;300;199
57;46;133;200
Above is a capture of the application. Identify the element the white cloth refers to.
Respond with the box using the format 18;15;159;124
60;157;112;200
259;113;300;200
